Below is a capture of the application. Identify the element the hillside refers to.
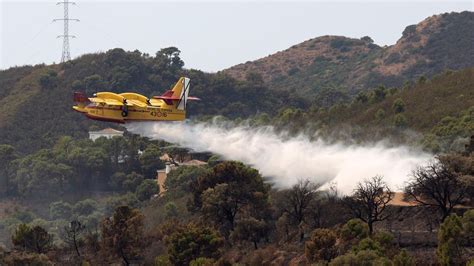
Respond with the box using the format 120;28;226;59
1;12;473;154
0;49;292;154
268;68;474;152
223;11;474;96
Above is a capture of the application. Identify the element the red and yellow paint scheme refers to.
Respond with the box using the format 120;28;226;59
73;77;199;123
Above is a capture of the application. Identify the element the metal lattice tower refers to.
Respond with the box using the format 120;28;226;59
54;0;79;62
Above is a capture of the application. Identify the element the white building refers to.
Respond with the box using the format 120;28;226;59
89;128;124;141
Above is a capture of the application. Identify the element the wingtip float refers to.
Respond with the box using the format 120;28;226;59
72;77;199;123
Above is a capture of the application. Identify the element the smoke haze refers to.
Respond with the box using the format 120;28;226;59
126;121;432;194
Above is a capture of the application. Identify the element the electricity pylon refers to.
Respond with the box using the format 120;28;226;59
54;0;79;62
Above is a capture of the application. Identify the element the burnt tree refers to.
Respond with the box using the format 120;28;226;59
404;157;468;222
344;175;394;234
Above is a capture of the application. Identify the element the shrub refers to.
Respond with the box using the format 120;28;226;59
104;193;139;214
393;113;407;128
73;199;98;216
165;166;209;193
417;75;427;84
39;70;58;89
462;209;474;239
340;219;369;242
12;211;35;223
353;237;383;255
232;218;269;249
329;253;357;266
1;251;53;265
190;257;215;266
165;202;178;218
371;86;386;103
392;98;405;113
11;224;53;253
167;224;223;266
437;214;463;265
375;109;385;121
135;179;159;201
305;228;338;262
49;201;72;220
71;80;83;90
123;172;145;192
373;231;395;252
393;249;415;266
154;255;171;266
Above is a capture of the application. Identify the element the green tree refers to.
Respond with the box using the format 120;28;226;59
100;206;145;265
83;74;106;95
96;136;128;169
393;113;407;128
190;257;215;266
340;218;369;242
15;153;73;198
192;161;270;234
305;228;338;263
49;201;73;220
11;224;53;253
165;202;179;218
0;144;17;196
330;250;391;266
123;172;145;192
462;209;474;242
65;145;110;189
156;47;185;70
167;223;222;266
355;91;369;104
437;214;464;265
232;217;269;249
73;199;98;217
109;172;127;191
375;109;385;121
135;179;159;201
164;166;210;193
352;237;384;256
371;86;386;103
139;145;164;179
1;251;53;265
39;70;58;89
392;98;406;113
393;249;415;266
361;36;374;43
417;75;427;85
207;155;222;167
71;80;83;90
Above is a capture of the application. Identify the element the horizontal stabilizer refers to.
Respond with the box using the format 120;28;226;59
152;95;200;101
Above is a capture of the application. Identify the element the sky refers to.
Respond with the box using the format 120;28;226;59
1;1;472;72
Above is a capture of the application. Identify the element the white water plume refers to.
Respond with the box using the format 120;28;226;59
126;121;432;194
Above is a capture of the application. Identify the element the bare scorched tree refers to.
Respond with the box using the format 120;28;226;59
344;175;394;234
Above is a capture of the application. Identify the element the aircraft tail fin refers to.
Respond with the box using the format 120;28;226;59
73;92;90;105
153;77;200;110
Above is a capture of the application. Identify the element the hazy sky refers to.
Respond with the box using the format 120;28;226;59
1;1;472;72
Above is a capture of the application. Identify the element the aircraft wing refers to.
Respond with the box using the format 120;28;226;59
103;99;124;106
126;99;148;108
89;98;123;106
89;97;103;103
90;97;149;108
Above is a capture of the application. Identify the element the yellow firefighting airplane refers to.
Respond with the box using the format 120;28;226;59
72;77;199;123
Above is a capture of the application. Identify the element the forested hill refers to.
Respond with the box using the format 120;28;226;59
223;11;474;97
0;49;298;154
1;12;473;154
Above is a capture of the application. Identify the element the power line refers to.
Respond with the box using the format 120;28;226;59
54;0;79;63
